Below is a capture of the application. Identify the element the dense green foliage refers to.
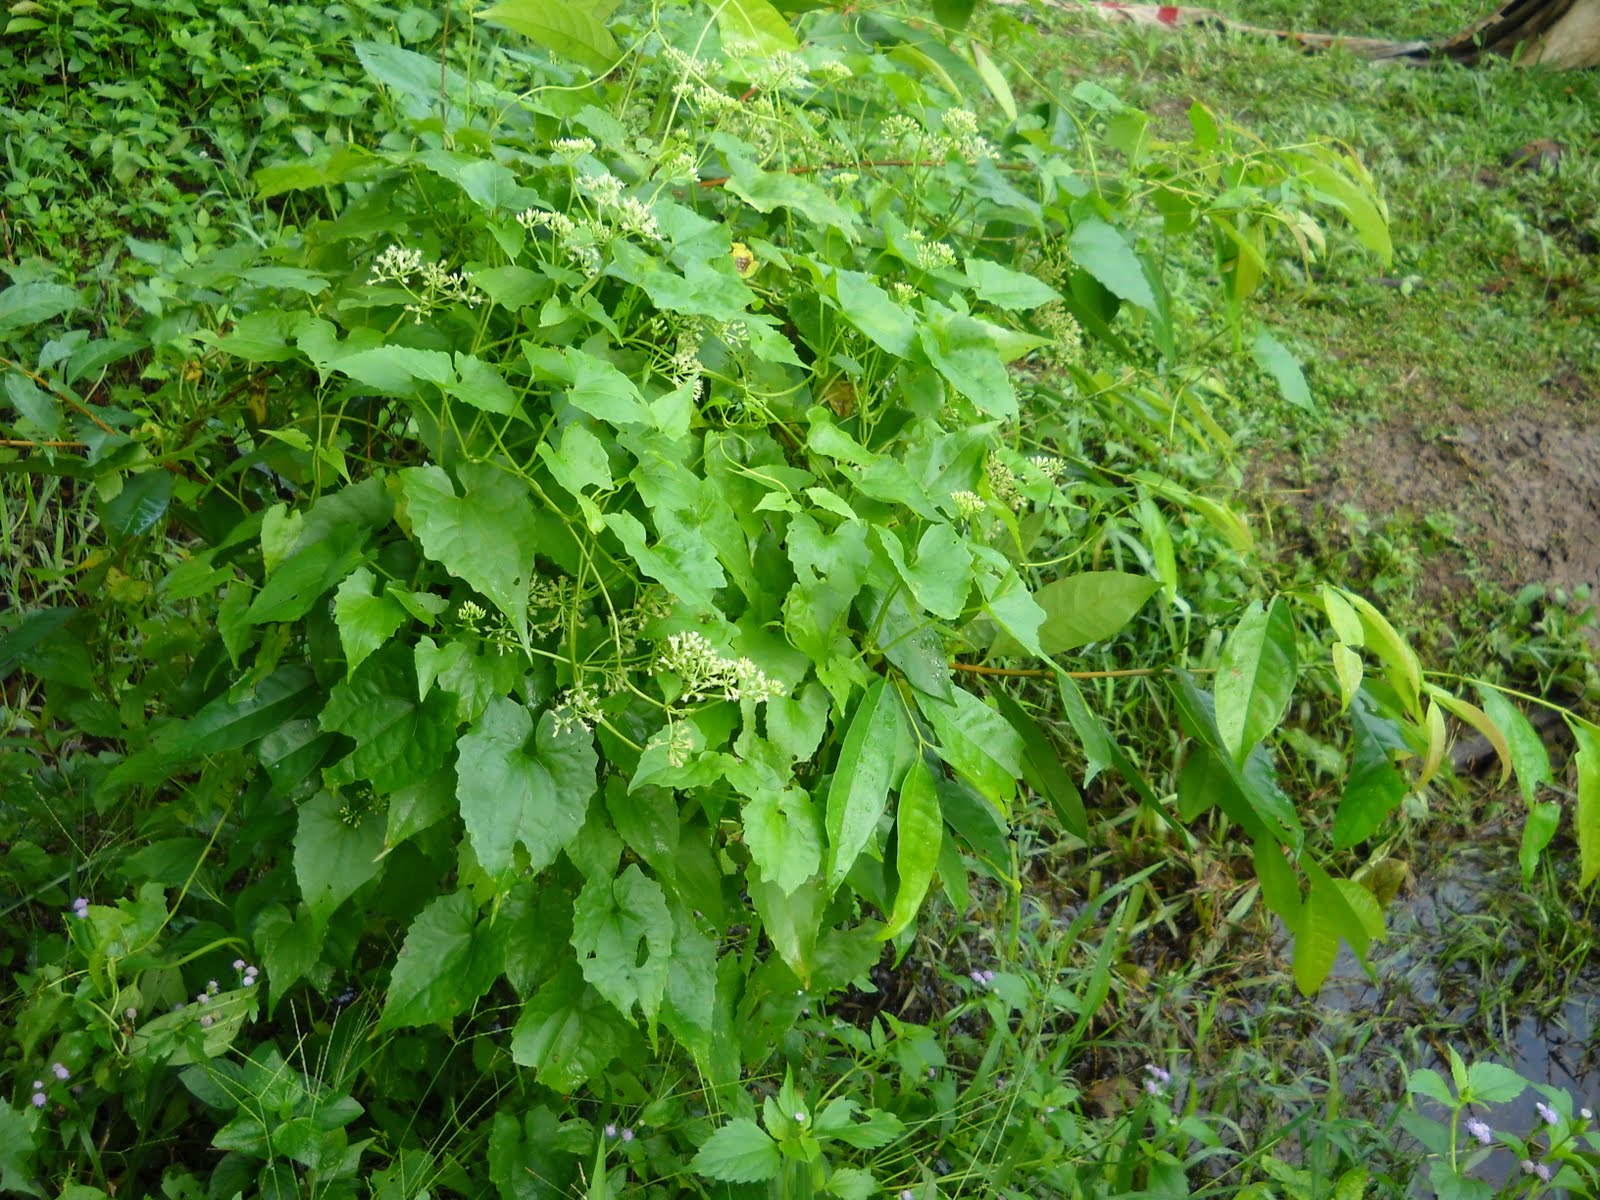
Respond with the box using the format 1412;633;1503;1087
4;1;1599;1197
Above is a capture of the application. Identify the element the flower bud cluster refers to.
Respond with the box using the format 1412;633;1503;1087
657;631;784;705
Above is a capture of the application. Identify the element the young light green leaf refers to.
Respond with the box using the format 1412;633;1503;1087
1427;687;1512;788
456;699;597;878
824;680;903;893
690;1119;781;1184
1214;597;1297;765
1292;881;1341;996
1406;1068;1457;1107
477;0;621;72
377;890;503;1031
917;311;1017;420
572;864;673;1027
401;462;538;643
1331;642;1363;714
1338;589;1422;719
879;757;942;941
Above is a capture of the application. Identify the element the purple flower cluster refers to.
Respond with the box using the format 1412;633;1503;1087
1521;1159;1553;1184
1143;1063;1171;1095
968;968;996;987
603;1123;635;1142
1535;1100;1560;1127
1464;1116;1493;1146
30;1063;70;1109
70;897;89;920
233;959;260;987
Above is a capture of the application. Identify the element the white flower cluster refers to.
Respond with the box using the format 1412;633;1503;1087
951;489;987;519
939;108;993;161
986;452;1023;510
811;59;853;85
915;241;957;272
1028;454;1068;483
1035;302;1084;361
672;79;741;119
550;136;596;160
891;281;918;304
551;681;605;736
647;720;698;769
657;631;785;704
518;170;660;277
369;245;486;322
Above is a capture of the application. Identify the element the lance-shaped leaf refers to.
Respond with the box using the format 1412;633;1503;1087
824;680;904;892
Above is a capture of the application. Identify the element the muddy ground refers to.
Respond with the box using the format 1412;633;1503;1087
1264;364;1600;621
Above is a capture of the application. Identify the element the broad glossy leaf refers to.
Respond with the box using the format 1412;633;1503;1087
457;698;597;878
605;511;724;612
1292;881;1340;996
1574;720;1600;887
511;962;639;1091
571;864;672;1025
662;900;717;1057
917;687;1022;814
1214;597;1297;765
332;567;407;678
992;687;1086;838
1520;801;1561;882
917;310;1017;420
294;791;385;929
477;0;621;71
830;268;914;356
1251;329;1312;410
1332;690;1408;850
402;462;538;642
445;352;518;414
1031;571;1159;654
0;281;78;333
872;524;974;621
377;890;502;1031
742;785;823;896
964;257;1057;309
247;525;367;625
880;757;942;940
319;650;456;794
825;680;904;892
102;470;172;540
1475;686;1552;807
1067;218;1156;313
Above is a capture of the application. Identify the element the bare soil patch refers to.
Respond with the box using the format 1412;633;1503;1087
1265;366;1600;616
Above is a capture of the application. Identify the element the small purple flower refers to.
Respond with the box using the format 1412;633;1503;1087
196;993;209;1005
620;1127;635;1142
604;1123;618;1138
969;969;985;985
1521;1159;1553;1183
125;1007;137;1020
31;1092;46;1108
902;1191;915;1200
1144;1064;1171;1086
232;959;246;970
207;979;219;993
1144;1080;1160;1096
1536;1100;1560;1126
1465;1116;1493;1145
243;971;258;986
980;969;995;984
201;1015;214;1028
50;1063;69;1081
